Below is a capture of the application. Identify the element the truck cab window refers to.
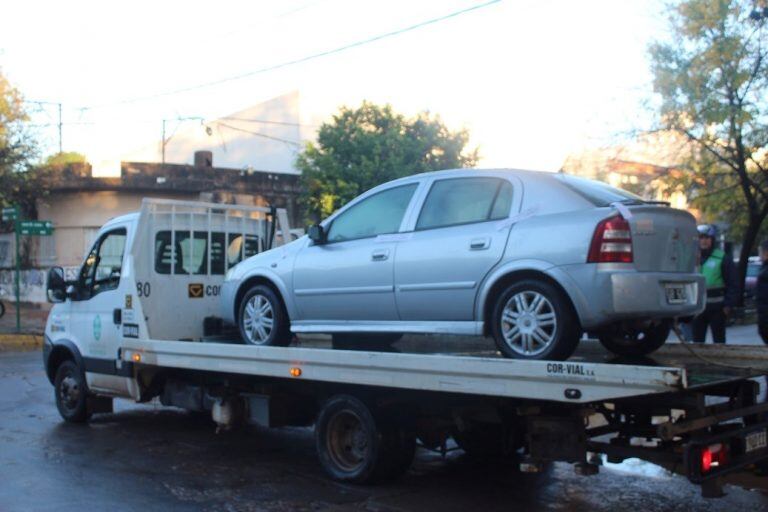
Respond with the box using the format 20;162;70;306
156;231;260;275
79;228;127;299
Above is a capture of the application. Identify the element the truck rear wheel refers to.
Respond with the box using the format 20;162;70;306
315;395;415;483
238;285;291;346
597;320;671;357
54;360;90;423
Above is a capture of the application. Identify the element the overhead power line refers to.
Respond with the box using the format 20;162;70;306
220;116;317;128
82;0;501;110
215;121;302;146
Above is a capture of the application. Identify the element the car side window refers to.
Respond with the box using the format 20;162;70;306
416;178;513;230
78;228;127;299
326;184;418;243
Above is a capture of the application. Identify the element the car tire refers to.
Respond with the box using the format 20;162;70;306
315;394;415;483
331;333;403;351
238;285;291;346
597;320;671;357
491;279;580;360
54;360;91;423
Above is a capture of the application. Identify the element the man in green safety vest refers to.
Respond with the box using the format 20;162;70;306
692;224;737;343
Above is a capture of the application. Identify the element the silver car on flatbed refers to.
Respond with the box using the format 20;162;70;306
221;169;705;360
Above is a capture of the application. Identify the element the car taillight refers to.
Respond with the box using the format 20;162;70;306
701;443;728;473
587;215;633;263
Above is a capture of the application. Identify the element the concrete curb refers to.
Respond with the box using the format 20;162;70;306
0;334;43;350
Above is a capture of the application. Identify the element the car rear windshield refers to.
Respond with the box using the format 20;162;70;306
554;173;645;207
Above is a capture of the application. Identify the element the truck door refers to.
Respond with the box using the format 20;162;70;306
69;225;132;396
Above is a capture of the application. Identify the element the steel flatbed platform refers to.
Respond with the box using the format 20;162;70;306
119;337;768;404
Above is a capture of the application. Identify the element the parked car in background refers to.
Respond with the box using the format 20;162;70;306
221;169;706;361
744;256;762;307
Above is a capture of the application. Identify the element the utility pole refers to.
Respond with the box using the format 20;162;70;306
161;117;209;166
57;103;62;154
25;100;63;153
162;119;167;165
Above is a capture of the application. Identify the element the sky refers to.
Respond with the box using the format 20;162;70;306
0;0;667;175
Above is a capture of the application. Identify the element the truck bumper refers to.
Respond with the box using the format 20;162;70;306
42;335;52;373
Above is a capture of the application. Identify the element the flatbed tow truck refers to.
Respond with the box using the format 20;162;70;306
42;199;768;497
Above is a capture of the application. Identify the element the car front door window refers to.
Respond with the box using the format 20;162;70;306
326;184;418;243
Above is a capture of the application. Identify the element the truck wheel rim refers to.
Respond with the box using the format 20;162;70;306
326;410;368;472
501;291;557;356
243;294;274;344
59;374;81;410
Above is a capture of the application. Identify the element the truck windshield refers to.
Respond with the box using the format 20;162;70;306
555;173;645;207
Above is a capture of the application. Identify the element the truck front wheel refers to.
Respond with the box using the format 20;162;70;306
315;395;415;483
54;360;90;423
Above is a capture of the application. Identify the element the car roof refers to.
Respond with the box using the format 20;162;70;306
382;168;558;187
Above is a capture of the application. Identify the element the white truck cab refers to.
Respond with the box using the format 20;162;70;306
43;199;292;399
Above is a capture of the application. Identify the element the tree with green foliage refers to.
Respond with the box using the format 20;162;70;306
0;69;39;218
43;151;86;167
296;101;479;221
650;0;768;303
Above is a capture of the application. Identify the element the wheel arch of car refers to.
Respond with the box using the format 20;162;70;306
234;270;295;324
476;261;584;337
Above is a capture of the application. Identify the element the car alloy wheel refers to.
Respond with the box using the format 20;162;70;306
242;294;275;344
500;290;558;357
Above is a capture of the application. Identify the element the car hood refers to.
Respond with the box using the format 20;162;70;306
225;236;306;282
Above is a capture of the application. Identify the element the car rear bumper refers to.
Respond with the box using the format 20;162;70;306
553;264;706;329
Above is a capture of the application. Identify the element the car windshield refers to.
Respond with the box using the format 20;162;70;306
555;173;645;207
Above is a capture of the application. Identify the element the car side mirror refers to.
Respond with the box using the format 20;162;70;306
46;267;67;303
308;224;326;245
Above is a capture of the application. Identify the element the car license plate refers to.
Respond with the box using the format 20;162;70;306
665;284;687;304
746;430;767;453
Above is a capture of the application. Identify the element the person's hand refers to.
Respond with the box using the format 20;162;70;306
724;307;732;317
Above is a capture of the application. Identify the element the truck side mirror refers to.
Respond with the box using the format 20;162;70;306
308;224;326;245
46;267;67;303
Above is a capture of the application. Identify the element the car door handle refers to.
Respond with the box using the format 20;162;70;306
371;249;390;261
470;237;490;250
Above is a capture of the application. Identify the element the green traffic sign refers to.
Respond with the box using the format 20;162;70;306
2;207;17;222
18;220;53;236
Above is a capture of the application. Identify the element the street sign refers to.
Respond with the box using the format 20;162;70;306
2;207;17;222
18;220;54;236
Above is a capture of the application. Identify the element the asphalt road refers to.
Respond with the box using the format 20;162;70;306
2;350;768;512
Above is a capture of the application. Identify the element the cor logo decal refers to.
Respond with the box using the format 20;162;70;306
188;283;204;298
